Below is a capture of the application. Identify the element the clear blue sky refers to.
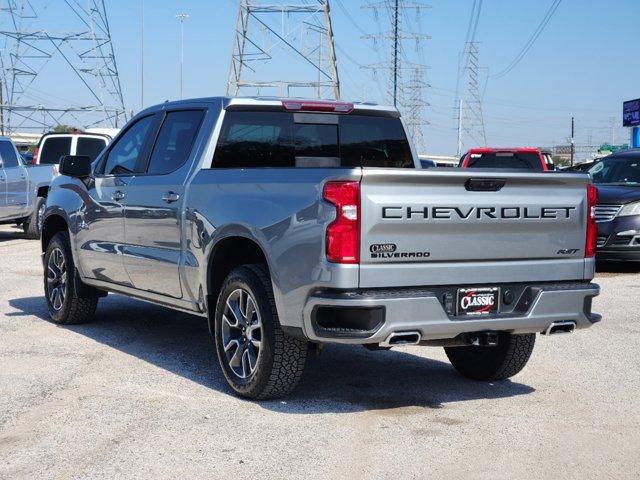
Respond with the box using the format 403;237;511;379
31;0;640;155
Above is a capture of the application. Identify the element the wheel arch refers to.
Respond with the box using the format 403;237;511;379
41;213;69;253
206;235;272;333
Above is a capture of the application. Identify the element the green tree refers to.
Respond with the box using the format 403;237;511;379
52;124;80;133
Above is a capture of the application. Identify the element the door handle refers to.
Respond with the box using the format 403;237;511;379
162;191;180;203
111;190;125;201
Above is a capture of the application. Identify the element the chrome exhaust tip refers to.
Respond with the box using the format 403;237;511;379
543;321;576;335
380;331;421;347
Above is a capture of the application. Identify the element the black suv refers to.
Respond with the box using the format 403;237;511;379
590;150;640;261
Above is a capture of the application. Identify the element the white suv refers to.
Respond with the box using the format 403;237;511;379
32;130;117;166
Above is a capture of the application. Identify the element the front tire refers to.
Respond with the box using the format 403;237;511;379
214;264;308;399
23;196;45;239
444;333;535;380
44;232;98;324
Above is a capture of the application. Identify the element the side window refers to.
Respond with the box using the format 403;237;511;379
76;137;108;161
0;141;19;168
102;115;154;175
146;110;205;175
39;137;72;165
213;111;294;168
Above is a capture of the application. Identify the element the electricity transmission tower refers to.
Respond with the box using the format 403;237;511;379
460;41;486;147
362;0;430;150
0;0;126;135
227;0;340;100
404;67;429;152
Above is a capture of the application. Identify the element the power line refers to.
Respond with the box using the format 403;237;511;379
491;0;563;79
0;0;127;133
226;0;341;99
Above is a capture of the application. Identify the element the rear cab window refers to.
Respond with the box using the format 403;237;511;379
39;136;72;165
465;152;543;170
76;136;108;161
212;110;414;168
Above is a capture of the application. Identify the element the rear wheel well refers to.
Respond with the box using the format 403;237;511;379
41;215;68;252
207;237;270;317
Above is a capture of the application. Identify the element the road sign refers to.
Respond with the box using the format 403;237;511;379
623;98;640;127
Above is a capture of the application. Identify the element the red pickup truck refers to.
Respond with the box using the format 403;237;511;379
459;147;551;171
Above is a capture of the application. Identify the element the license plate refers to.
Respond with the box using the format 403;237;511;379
457;287;500;316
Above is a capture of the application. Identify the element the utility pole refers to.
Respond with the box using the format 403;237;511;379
610;116;616;145
456;98;463;157
392;0;399;106
176;12;189;100
570;116;575;166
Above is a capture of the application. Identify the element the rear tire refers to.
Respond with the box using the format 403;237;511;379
23;196;45;239
444;333;535;380
44;231;98;325
214;264;308;399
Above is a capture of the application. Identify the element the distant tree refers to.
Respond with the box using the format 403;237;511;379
52;124;81;133
552;155;570;167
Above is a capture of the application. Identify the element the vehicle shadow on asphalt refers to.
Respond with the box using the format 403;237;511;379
9;294;535;413
0;226;28;242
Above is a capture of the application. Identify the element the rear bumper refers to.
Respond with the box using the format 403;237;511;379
596;249;640;262
302;282;600;344
596;215;640;261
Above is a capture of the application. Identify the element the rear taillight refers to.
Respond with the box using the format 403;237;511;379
323;181;360;264
32;147;39;165
585;183;598;257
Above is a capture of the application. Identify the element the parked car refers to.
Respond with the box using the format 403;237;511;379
20;151;34;165
459;147;549;171
563;160;602;172
589;150;640;261
42;97;600;399
419;158;437;168
32;131;114;166
540;150;555;170
0;137;57;237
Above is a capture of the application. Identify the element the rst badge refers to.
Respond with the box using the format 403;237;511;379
457;287;499;316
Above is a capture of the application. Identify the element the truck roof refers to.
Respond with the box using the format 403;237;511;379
139;96;400;117
466;147;542;154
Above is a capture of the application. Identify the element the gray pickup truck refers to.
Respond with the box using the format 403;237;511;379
41;97;601;399
0;136;56;238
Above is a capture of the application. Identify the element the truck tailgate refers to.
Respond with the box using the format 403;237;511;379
359;168;591;288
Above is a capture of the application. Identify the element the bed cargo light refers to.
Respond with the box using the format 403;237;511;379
282;100;354;114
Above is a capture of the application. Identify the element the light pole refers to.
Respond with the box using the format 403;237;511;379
176;12;189;100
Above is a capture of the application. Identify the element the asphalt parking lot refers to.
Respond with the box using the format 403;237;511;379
1;224;639;480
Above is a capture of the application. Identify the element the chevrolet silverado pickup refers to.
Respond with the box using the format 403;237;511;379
41;97;601;399
0;136;56;238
